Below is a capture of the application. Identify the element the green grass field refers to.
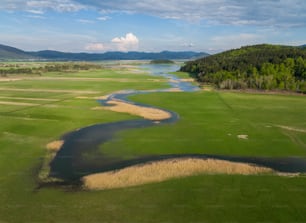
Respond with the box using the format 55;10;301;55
0;64;306;222
101;91;306;158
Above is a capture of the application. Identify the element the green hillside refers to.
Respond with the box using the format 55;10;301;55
181;44;306;92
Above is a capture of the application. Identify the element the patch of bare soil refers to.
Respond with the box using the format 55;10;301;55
82;158;273;190
237;134;248;140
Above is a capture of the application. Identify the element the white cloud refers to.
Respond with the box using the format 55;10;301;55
84;33;139;52
97;16;110;21
72;0;306;27
0;0;86;12
2;0;306;27
111;33;139;51
85;43;105;51
26;0;85;12
77;19;95;24
0;0;23;10
182;43;194;48
26;14;46;19
26;9;44;14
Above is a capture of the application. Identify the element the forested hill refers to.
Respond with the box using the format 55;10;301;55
181;44;306;92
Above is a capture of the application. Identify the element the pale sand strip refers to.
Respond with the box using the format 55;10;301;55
1;116;58;122
275;125;306;133
0;101;38;106
180;78;195;82
0;78;22;82
75;96;91;99
93;100;171;120
25;77;146;82
0;77;166;82
82;158;273;190
0;96;58;101
77;95;110;100
0;87;99;94
167;88;183;92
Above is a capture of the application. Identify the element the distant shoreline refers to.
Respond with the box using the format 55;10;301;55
215;88;306;96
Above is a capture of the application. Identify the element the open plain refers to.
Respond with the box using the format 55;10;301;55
0;62;306;222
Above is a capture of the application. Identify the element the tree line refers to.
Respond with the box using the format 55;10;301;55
181;44;306;93
0;62;103;77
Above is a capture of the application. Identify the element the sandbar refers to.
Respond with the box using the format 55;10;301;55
82;158;273;190
93;100;171;120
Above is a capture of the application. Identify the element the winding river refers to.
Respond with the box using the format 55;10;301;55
48;64;306;185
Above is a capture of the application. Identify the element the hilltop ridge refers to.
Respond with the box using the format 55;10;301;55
0;44;208;61
181;44;306;92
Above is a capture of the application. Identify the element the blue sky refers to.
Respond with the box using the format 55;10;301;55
0;0;306;53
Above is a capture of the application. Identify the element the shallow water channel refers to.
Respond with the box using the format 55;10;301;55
49;64;306;184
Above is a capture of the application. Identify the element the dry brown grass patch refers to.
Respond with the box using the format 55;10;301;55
38;140;65;182
93;100;171;120
94;95;110;100
46;140;64;152
75;96;91;99
82;158;273;190
167;88;183;92
0;87;98;94
0;78;22;82
0;101;38;106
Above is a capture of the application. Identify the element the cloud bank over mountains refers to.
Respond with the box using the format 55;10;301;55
111;33;139;52
85;33;139;52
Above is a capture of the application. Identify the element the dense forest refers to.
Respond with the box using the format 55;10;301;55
181;44;306;92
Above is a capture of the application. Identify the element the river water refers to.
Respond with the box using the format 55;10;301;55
48;64;306;184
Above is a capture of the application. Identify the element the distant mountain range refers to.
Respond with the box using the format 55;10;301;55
0;44;36;60
0;44;209;61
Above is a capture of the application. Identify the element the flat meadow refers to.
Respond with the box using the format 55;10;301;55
0;62;306;222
